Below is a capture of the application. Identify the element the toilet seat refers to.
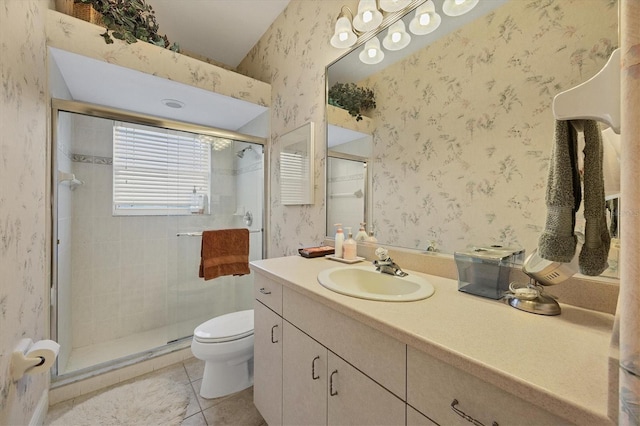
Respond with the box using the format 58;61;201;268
194;309;254;343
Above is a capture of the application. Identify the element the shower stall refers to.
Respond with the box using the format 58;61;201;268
51;100;267;382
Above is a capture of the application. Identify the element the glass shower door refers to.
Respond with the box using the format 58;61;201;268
167;140;264;343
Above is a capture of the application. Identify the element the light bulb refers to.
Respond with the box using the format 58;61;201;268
442;0;478;16
359;37;384;64
391;32;401;43
409;1;440;35
339;32;348;41
363;10;372;23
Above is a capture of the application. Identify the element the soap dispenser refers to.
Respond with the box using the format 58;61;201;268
366;227;377;243
355;222;368;242
343;227;357;260
334;224;344;258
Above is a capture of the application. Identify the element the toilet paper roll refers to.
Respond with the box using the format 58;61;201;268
25;340;60;375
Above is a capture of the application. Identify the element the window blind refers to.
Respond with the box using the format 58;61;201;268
113;123;211;215
280;150;309;205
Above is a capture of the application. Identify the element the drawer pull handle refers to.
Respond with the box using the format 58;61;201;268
312;356;320;380
451;399;498;426
271;325;279;343
329;370;338;396
259;287;271;295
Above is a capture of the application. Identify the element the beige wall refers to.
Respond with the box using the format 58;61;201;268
0;1;50;424
238;0;356;257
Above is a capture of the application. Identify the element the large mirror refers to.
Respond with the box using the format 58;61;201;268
326;0;620;276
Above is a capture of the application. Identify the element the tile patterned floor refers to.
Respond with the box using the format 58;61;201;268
46;358;265;426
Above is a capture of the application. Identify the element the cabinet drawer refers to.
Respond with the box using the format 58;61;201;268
284;287;406;399
407;346;570;425
254;273;282;315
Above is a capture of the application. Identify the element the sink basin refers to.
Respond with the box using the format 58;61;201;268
317;265;435;302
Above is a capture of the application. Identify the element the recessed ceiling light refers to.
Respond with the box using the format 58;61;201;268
161;99;185;109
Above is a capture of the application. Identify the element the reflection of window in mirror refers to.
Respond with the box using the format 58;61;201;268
280;122;314;205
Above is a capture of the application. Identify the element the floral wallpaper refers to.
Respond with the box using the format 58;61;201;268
0;1;50;424
238;0;351;256
361;0;618;254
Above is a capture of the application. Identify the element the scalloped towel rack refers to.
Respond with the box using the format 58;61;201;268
552;48;621;135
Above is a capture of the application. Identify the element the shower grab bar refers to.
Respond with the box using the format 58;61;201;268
176;230;262;237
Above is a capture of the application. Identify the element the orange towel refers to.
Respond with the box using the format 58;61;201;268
199;229;250;281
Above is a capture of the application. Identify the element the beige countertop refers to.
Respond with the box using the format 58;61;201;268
250;256;615;425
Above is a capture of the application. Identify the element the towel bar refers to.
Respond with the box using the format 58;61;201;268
177;230;261;237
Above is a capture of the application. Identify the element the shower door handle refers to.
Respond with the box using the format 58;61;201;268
271;324;279;343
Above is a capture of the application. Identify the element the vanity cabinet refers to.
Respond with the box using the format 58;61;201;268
282;321;326;425
282;321;405;425
254;275;405;425
253;300;282;426
253;266;576;426
406;346;569;425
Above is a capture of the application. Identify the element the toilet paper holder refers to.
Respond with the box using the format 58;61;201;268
11;338;58;381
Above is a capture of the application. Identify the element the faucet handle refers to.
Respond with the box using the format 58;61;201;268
375;247;388;260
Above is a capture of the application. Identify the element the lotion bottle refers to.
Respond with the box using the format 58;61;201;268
343;227;357;260
334;223;344;258
366;229;377;243
355;222;368;242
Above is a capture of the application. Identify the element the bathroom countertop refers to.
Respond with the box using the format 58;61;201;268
250;256;615;425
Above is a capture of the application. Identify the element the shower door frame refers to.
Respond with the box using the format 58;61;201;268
50;98;269;384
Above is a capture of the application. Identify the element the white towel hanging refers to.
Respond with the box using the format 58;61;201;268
552;48;620;134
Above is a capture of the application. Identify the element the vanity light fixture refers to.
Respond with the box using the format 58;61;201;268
442;0;479;16
330;6;358;48
408;0;441;35
359;36;385;64
353;0;384;32
382;20;411;51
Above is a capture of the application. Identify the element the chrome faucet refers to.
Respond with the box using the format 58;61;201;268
373;247;408;277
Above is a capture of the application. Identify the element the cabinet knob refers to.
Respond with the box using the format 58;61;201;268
329;370;338;396
259;287;271;295
271;324;279;343
450;399;498;426
312;356;320;380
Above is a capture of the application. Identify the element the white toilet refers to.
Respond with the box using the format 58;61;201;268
190;309;254;399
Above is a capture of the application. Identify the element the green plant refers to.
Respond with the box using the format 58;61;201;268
328;82;376;121
76;0;179;51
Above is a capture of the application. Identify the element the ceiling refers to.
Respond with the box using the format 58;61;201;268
145;0;291;68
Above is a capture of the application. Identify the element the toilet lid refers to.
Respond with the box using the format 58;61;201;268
194;309;254;343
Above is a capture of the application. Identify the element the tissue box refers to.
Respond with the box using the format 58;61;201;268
454;246;524;299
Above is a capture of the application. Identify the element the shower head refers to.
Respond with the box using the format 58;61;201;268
236;146;260;159
236;147;251;158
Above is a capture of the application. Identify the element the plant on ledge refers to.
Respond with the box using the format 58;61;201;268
75;0;179;51
328;82;376;121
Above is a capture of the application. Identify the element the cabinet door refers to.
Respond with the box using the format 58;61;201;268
283;321;327;426
254;300;283;426
327;352;405;426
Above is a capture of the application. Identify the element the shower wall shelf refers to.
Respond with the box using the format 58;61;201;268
57;171;84;190
552;48;621;134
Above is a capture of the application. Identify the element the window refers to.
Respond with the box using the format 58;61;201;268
113;122;211;216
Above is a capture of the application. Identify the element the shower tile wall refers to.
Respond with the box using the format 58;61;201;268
66;114;256;356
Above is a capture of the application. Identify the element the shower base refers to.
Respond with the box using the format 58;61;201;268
59;317;207;375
